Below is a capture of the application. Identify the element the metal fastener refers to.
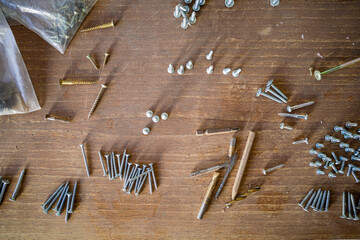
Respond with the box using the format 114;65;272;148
135;166;148;195
292;138;308;145
351;194;359;220
184;0;193;4
105;155;111;180
167;64;175;74
225;0;234;8
41;184;64;209
81;20;115;32
79;144;90;177
324;135;333;141
65;192;72;223
189;12;196;24
148;168;153;194
142;127;150;135
299;188;314;209
287;101;314;113
328;172;336;178
152;115;160;123
334;126;344;132
266;80;288;100
180;17;189;29
9;169;25;201
45;114;72;123
112;152;118;179
314;161;322;167
339;142;349;148
270;0;280;7
179;4;190;13
304;192;316;212
256;88;283;104
206;65;214;74
351;155;360;161
316;169;325;175
262;163;285;175
315;143;324;149
206;50;213;60
116;154;122;178
278;113;308;120
265;85;287;103
309;149;318;155
56;185;69;216
193;0;201;11
135;165;146;192
347;164;353;176
223;68;231;75
232;68;242;77
88;84;107;118
161;113;168;120
109;153;115;180
345;147;354;153
59;80;96;85
177;65;185;75
174;5;181;18
323;160;330;169
86;54;99;70
329;162;338;173
68;181;77;214
98;151;107;176
315;190;324;211
317;152;326;159
0;179;10;204
123;154;130;181
119;150;127;180
331;152;340;165
103;53;110;68
352;171;360;183
186;60;193;70
339;156;348;162
324;190;330;212
146;110;154;118
348;192;353;219
339;160;346;174
330;137;340;143
346;121;358;128
340;192;347;218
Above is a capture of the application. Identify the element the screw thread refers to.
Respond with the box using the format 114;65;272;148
88;85;107;118
81;21;115;32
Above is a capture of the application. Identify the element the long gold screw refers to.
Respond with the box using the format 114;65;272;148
86;54;99;70
81;20;115;33
59;79;97;85
103;53;110;68
88;84;107;118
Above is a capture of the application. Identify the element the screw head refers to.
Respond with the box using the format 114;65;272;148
161;113;168;120
316;169;325;175
266;79;273;88
225;0;234;8
286;106;292;112
146;110;153;118
279;123;284;129
142;127;150;135
304;114;308;120
2;179;9;185
152;115;160;123
314;70;321;80
256;88;262;97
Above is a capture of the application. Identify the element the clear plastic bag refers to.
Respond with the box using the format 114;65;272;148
0;10;40;116
0;0;98;54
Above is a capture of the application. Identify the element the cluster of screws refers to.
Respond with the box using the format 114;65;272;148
308;122;360;182
256;80;288;104
298;188;330;212
41;181;77;223
98;150;158;195
205;50;241;77
174;2;203;29
168;60;193;75
142;110;169;135
340;192;359;220
86;52;110;71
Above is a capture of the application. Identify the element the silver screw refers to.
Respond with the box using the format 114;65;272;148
317;152;326;159
339;160;346;174
206;50;213;60
43;185;64;214
351;194;360;220
41;184;64;209
179;4;190;13
346;121;358;128
152;115;160;123
109;153;115;180
331;152;340;165
146;110;154;118
323;160;330;169
309;149;318;155
116;154;122;178
324;135;333;141
286;101;314;113
266;79;288;100
347;164;353;176
330;137;340;143
339;156;348;162
65;192;72;223
353;133;360;140
334;126;344;132
340;192;347;218
123;162;133;189
292;138;308;145
105;155;111;180
123;154;129;180
339;142;349;148
348;192;353;219
119;150;126;180
206;65;214;74
161;112;168;120
262;163;285;175
112;152;118;178
351;155;360;161
86;54;99;70
9;169;25;201
304;192;316;212
223;68;231;75
264;85;287;103
53;182;69;212
310;189;322;208
189;12;196;24
199;0;205;5
142;127;150;135
324;190;330;212
149;163;158;190
127;168;140;194
173;5;181;18
232;68;242;77
56;185;69;216
148;168;153;194
180;17;189;29
345;147;354;153
98;151;107;176
256;88;283;104
167;64;174;74
186;60;193;69
135;167;148;195
68;181;77;214
341;129;352;137
316;169;325;175
0;179;10;204
279;122;293;130
315;143;324;149
270;0;280;7
177;65;185;75
315;190;324;211
184;0;192;4
278;113;308;120
298;188;314;209
328;172;336;178
79;144;90;177
88;84;107;118
225;0;234;8
193;0;201;11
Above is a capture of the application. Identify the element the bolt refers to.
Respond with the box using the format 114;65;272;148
334;126;344;132
105;155;111;180
152;115;160;123
65;192;72;223
310;189;322;208
232;68;242;77
262;163;285;175
330;137;341;143
180;17;189;29
9;169;25;201
41;184;64;209
88;84;107;118
161;112;169;120
206;50;213;60
173;5;181;18
329;162;338;173
53;182;69;212
270;0;280;7
146;110;154;118
331;152;340;165
298;189;314;209
256;88;283;104
345;147;354;153
193;0;201;11
339;142;349;148
186;60;193;70
103;53;110;68
0;179;10;204
328;172;336;178
142;127;150;135
266;79;288;100
79;144;90;177
316;169;325;175
177;65;185;75
98;151;107;176
315;143;324;149
189;12;196;24
206;65;214;74
340;192;347;218
324;190;330;212
314;161;322;167
56;185;69;216
348;192;353;219
223;68;231;75
292;138;308;145
287;101;315;113
309;149;318;155
81;20;115;32
264;85;287;103
346;121;358;128
317;152;326;159
339;160;346;174
68;181;77;214
43;185;65;214
86;54;99;70
225;0;234;8
304;192;316;212
278;113;308;120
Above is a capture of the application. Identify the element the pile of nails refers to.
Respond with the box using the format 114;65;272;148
99;150;158;195
298;188;331;212
0;169;26;205
174;1;202;30
205;50;242;77
340;192;359;221
168;60;193;75
41;181;78;223
309;122;360;182
142;110;169;135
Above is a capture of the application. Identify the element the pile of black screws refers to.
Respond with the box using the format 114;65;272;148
99;150;158;195
340;192;359;221
41;181;77;223
298;188;331;212
309;122;360;182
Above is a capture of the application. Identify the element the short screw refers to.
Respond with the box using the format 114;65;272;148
81;20;115;32
347;164;353;176
345;147;354;153
225;0;234;8
180;18;189;29
65;192;72;223
315;190;325;211
339;160;346;174
298;189;314;209
270;0;280;7
152;115;160;123
142;127;150;135
149;163;158;190
105;155;111;180
79;144;90;177
317;152;326;159
341;129;352;136
314;161;322;167
193;0;201;11
0;179;10;204
68;181;77;214
179;4;190;13
331;152;340;165
330;137;340;143
315;143;324;149
292;138;308;145
266;79;288;100
189;12;196;24
232;68;242;77
279;122;293;130
351;155;360;161
184;0;193;4
309;149;318;155
323;160;330;169
339;156;348;162
223;68;231;75
206;65;214;74
262;163;285;175
256;88;283;104
206;50;213;60
98;151;107;176
346;121;358;128
103;53;110;68
86;54;99;70
88;84;107;118
186;60;193;70
264;85;287;103
177;65;185;75
329;162;338;173
352;171;360;183
173;5;181;18
161;112;169;120
278;113;308;120
287;101;314;113
340;192;347;218
148;169;153;194
146;110;154;118
334;126;344;132
9;169;25;201
316;169;325;175
324;135;333;141
339;142;349;148
328;172;336;178
167;64;174;74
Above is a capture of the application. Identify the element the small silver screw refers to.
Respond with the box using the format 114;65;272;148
323;160;330;169
347;164;353;176
330;137;340;143
266;79;288;100
189;12;196;24
262;163;285;175
179;4;190;13
292;138;308;145
317;152;326;159
328;172;336;178
65;192;72;223
348;192;353;220
351;193;360;220
9;169;25;201
314;161;322;167
177;65;185;75
223;68;231;75
206;65;214;74
315;190;324;211
270;0;280;7
315;143;324;149
345;147;354;153
287;101;314;113
256;88;283;104
161;112;168;120
331;152;340;165
339;160;346;174
53;182;69;212
311;189;322;208
329;162;338;173
309;162;317;167
186;60;193;69
146;110;154;118
105;155;111;180
316;169;325;175
88;84;107;118
351;155;360;161
309;149;318;155
193;0;201;11
180;18;189;29
299;189;314;209
86;54;99;70
232;68;242;77
43;184;65;214
142;127;150;135
319;191;327;211
346;121;358;128
334;126;344;132
184;0;192;3
278;113;308;120
0;179;10;204
339;156;348;162
324;135;333;141
325;190;330;212
79;144;90;177
225;0;234;8
352;171;360;183
173;5;181;18
339;142;349;148
68;181;77;214
167;64;174;74
152;115;160;123
340;192;347;218
279;122;293;130
56;185;69;216
206;50;213;60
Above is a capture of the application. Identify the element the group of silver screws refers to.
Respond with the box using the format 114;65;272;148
174;1;203;29
341;192;359;220
256;80;288;104
168;60;193;75
41;181;77;223
299;188;330;212
98;150;158;195
142;110;169;135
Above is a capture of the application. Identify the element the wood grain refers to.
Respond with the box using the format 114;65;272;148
0;0;360;239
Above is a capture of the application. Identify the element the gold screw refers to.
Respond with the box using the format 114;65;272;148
88;84;107;118
59;79;97;85
81;20;115;33
103;53;110;68
45;114;71;123
86;54;99;70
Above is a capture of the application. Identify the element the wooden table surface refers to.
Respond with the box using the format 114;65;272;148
1;0;360;239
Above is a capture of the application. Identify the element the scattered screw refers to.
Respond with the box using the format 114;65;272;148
149;163;158;190
167;63;175;74
98;151;107;176
351;194;359;220
59;80;96;86
339;142;349;149
270;0;280;7
232;68;242;77
180;17;189;29
309;149;318;155
264;85;287;103
189;12;196;24
256;88;283;104
177;65;185;75
174;5;181;18
79;144;90;177
345;147;355;153
179;4;190;13
346;121;358;128
316;169;325;175
324;135;333;141
193;0;201;11
262;163;285;175
225;0;234;8
352;171;360;183
314;161;322;167
339;160;346;174
330;137;341;143
184;0;193;4
315;143;324;149
105;155;111;180
348;192;353;219
328;172;336;178
311;189;322;208
0;179;10;204
142;127;150;135
324;190;330;212
53;182;69;212
88;84;107;118
292;138;308;145
278;113;308;120
103;53;110;68
266;80;288;100
152;115;160;123
161;112;169;120
351;155;360;161
43;185;64;214
206;50;213;60
206;65;214;74
223;68;231;75
334;126;344;132
331;152;340;165
81;20;115;32
186;60;193;70
86;54;99;70
9;169;25;201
